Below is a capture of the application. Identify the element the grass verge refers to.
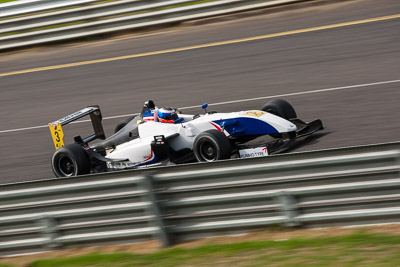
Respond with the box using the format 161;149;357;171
5;231;400;267
0;0;18;3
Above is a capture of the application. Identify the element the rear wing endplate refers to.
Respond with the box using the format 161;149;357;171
49;106;105;150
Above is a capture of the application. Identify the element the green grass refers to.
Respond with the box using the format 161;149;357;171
16;232;400;267
0;0;18;3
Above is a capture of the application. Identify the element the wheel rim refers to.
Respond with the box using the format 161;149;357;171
199;140;218;162
58;155;75;177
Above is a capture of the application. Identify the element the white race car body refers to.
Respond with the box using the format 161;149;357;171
105;110;297;166
49;99;322;177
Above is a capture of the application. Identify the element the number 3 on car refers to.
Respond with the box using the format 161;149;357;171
49;122;65;149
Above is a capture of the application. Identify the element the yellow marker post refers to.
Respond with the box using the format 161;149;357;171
49;122;64;149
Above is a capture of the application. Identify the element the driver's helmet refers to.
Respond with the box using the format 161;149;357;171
157;107;179;123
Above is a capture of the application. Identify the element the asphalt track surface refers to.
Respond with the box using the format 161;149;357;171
0;0;399;184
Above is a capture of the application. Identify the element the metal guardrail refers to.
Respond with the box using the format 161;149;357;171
0;0;101;19
0;142;399;257
0;0;201;34
0;0;306;51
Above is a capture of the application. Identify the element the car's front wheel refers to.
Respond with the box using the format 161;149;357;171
261;98;297;120
51;144;91;177
261;99;297;138
193;130;231;162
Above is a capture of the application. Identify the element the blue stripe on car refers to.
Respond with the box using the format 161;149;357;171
212;118;279;136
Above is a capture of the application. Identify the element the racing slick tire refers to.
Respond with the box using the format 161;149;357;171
261;99;297;120
193;130;231;162
114;115;137;133
51;144;91;177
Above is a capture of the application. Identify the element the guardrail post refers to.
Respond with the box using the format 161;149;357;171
37;215;61;249
141;175;171;247
276;191;301;227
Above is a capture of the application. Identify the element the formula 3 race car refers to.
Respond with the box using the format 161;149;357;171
49;99;323;177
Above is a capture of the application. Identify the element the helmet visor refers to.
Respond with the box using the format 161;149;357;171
163;113;179;121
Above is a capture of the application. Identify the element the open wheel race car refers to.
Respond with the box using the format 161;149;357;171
49;99;323;177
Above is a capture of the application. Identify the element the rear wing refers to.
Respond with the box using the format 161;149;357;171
49;106;105;150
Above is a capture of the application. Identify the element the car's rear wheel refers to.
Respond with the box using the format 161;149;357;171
261;99;297;120
51;144;91;177
193;130;231;162
114;115;137;133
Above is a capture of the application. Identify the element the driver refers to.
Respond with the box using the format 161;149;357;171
156;107;179;123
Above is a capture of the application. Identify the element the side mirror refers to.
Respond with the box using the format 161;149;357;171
201;103;208;113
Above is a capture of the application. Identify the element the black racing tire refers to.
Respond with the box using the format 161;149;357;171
114;115;137;133
261;99;297;120
51;144;91;177
193;130;231;162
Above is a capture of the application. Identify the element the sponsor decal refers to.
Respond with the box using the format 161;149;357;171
58;107;93;124
107;161;137;169
239;147;268;159
242;110;266;117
